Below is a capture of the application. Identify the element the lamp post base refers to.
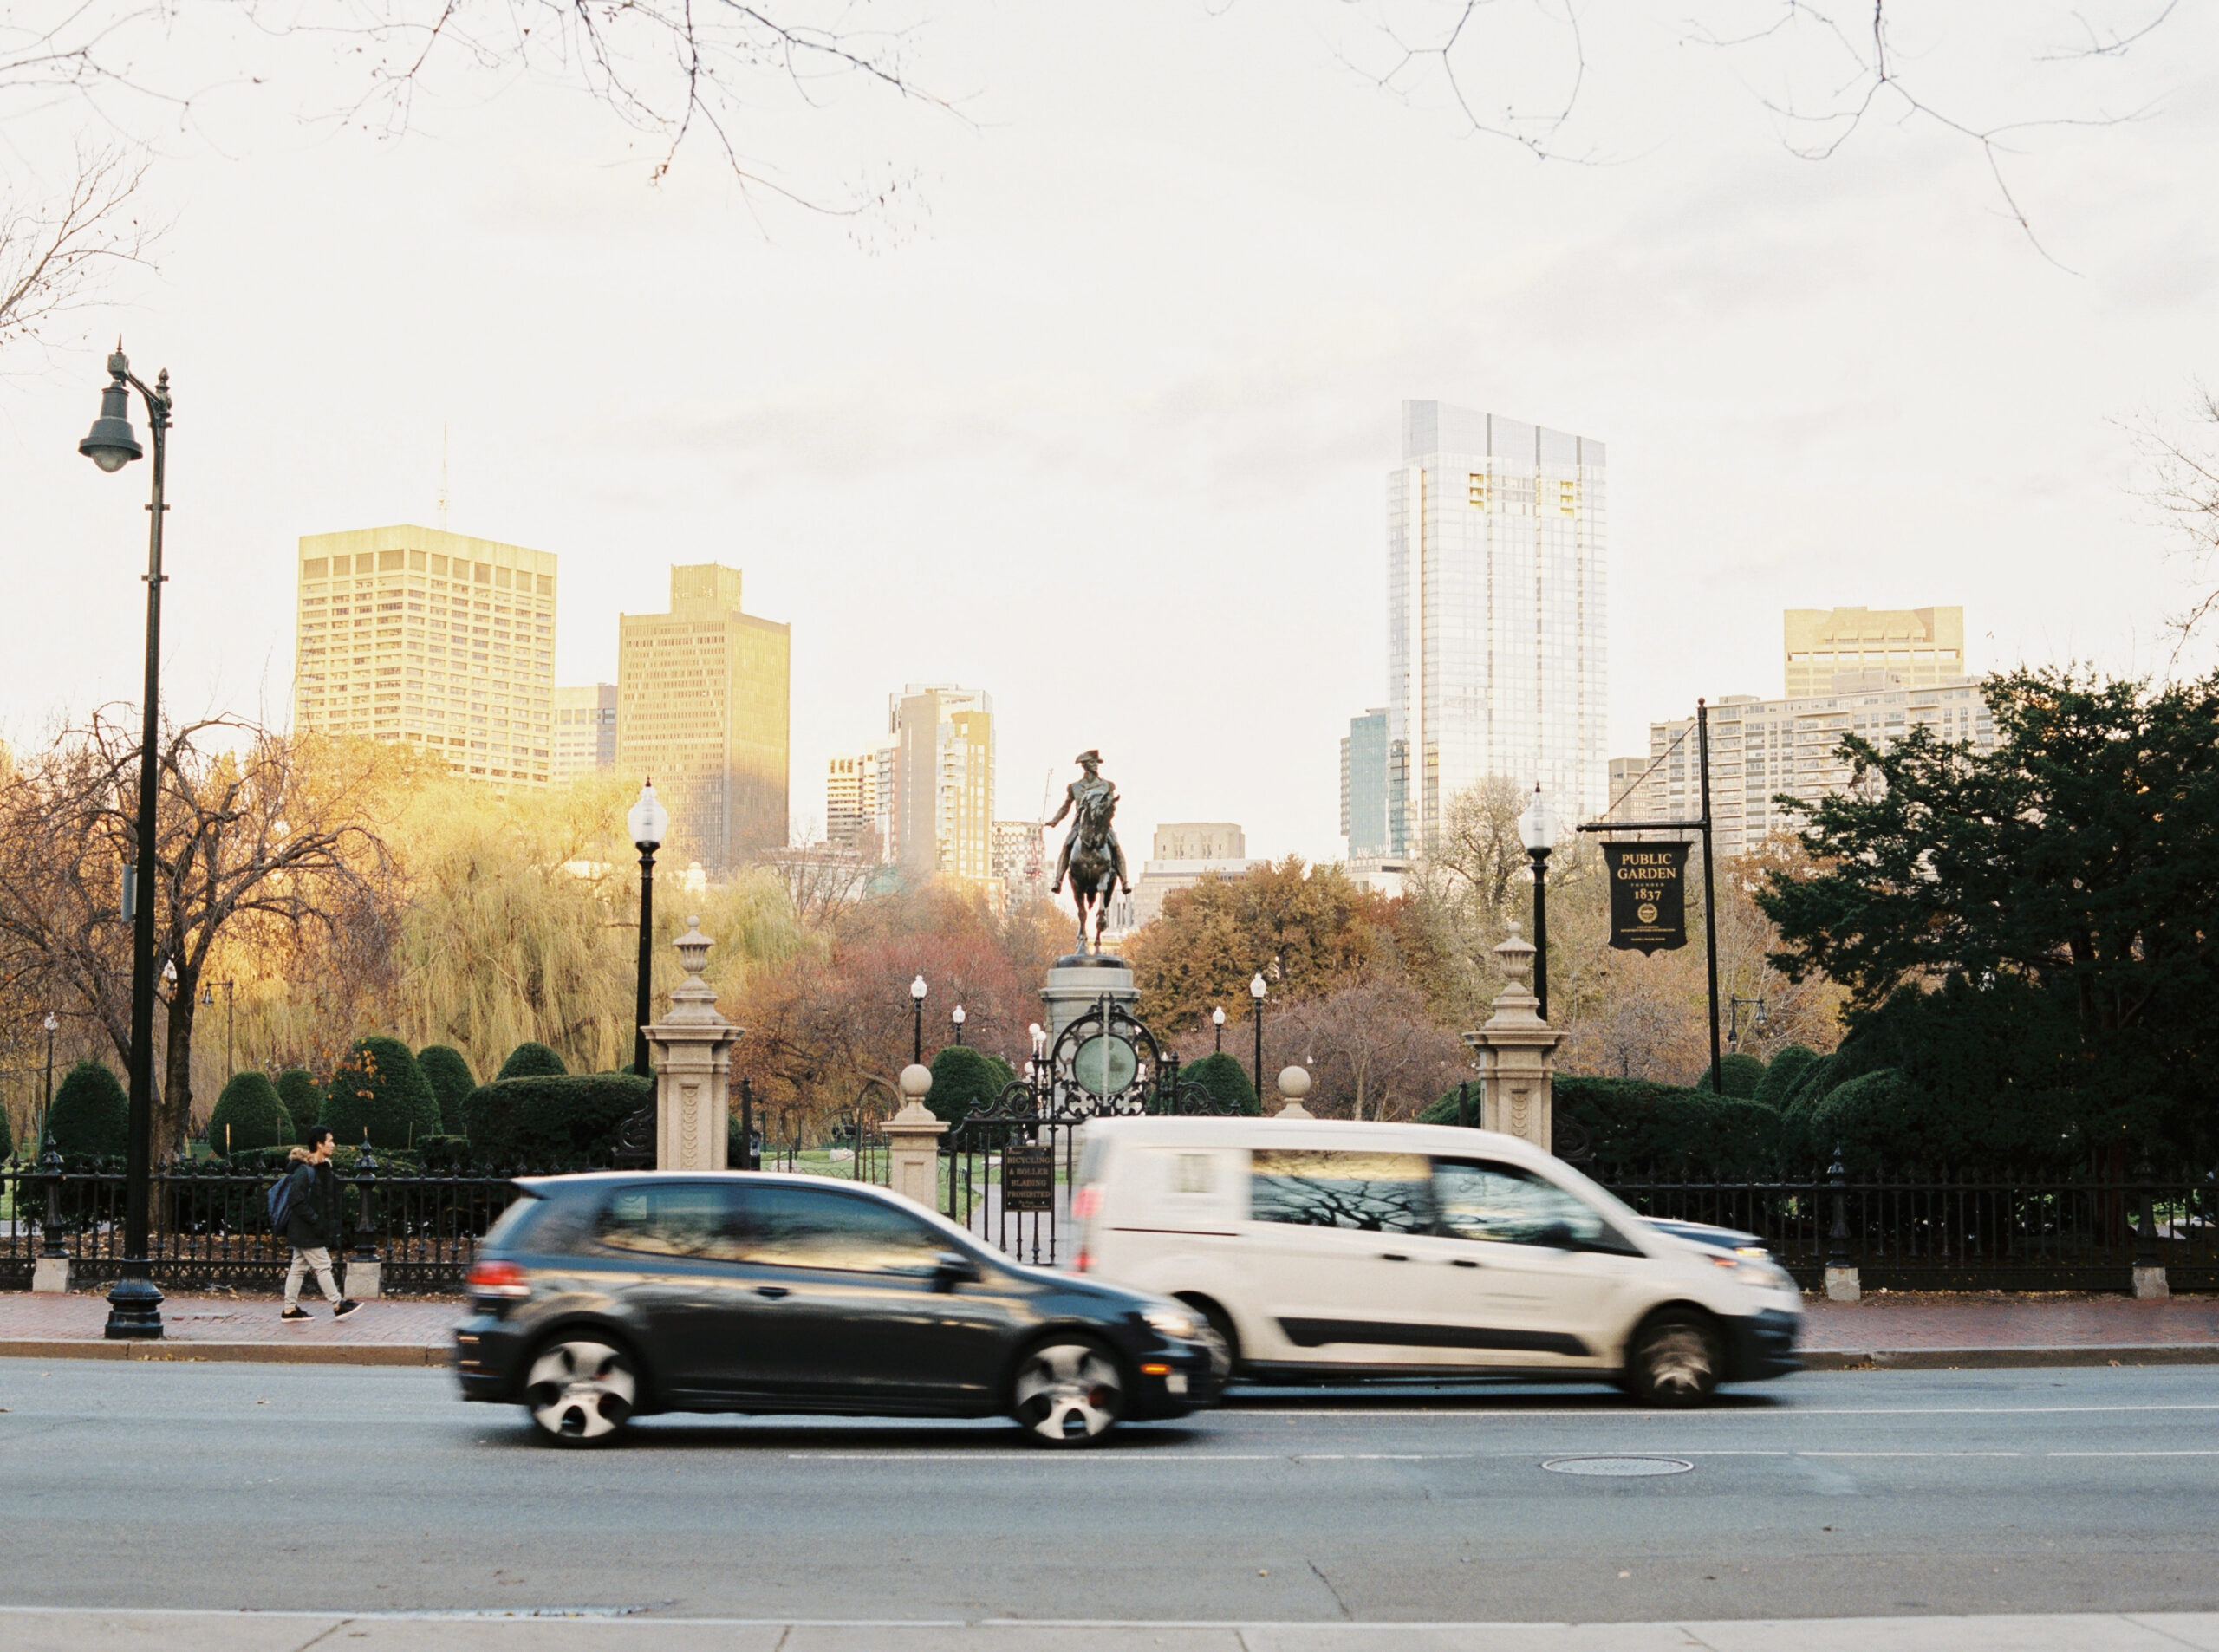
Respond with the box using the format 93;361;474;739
102;1271;166;1339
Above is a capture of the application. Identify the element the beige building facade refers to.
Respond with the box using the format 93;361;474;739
615;565;791;873
1784;606;1964;699
293;524;556;785
891;684;994;884
553;683;617;784
826;752;881;855
1126;822;1259;930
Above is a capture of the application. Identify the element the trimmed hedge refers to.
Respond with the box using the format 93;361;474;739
1422;1074;1780;1178
1183;1052;1260;1115
323;1037;444;1149
49;1060;128;1158
925;1046;1014;1130
498;1041;568;1081
276;1070;322;1143
416;1045;477;1134
1695;1051;1768;1098
1754;1044;1819;1108
207;1071;292;1154
461;1072;650;1165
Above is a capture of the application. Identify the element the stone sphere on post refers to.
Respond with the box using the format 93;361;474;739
899;1063;934;1103
1274;1063;1313;1119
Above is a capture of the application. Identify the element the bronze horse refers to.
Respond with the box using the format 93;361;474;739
1059;784;1123;953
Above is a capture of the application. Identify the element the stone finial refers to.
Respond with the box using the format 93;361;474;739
1274;1063;1314;1119
662;916;728;1027
674;914;713;977
1493;919;1536;987
899;1063;934;1101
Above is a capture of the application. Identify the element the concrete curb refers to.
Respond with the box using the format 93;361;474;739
1800;1343;2219;1370
0;1339;447;1366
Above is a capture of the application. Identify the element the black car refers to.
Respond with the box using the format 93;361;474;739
454;1171;1220;1447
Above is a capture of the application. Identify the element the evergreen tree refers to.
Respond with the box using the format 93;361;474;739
324;1037;444;1148
1182;1052;1260;1115
49;1060;128;1157
416;1044;478;1133
207;1070;292;1154
276;1070;322;1143
498;1041;568;1081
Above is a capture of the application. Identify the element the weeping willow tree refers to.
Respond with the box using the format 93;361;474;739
394;773;810;1077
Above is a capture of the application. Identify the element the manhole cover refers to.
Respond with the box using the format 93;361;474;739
1542;1455;1693;1478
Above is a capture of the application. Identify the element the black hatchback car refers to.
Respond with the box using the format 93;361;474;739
454;1172;1220;1447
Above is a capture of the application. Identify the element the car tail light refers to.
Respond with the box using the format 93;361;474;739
1072;1186;1102;1221
1074;1249;1091;1273
466;1259;531;1298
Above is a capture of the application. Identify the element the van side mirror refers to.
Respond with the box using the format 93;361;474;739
934;1250;981;1291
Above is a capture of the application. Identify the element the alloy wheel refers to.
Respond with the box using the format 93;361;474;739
524;1339;637;1445
1631;1317;1720;1408
1012;1338;1124;1446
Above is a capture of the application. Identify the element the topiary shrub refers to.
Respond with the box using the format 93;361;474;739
1184;1052;1260;1115
926;1046;1013;1130
415;1045;477;1134
498;1041;568;1081
461;1073;650;1165
323;1037;444;1149
1695;1051;1768;1098
207;1070;291;1154
1754;1044;1819;1109
1425;1075;1780;1178
414;1134;473;1172
49;1060;128;1158
276;1070;322;1143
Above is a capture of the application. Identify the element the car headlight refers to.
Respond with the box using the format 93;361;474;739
1709;1252;1798;1291
1142;1304;1198;1341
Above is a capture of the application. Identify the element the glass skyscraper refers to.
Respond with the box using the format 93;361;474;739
1386;400;1608;851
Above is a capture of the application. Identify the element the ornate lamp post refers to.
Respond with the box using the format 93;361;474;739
1212;1005;1225;1054
627;781;669;1077
40;1012;56;1154
200;979;235;1082
910;974;928;1066
951;1004;966;1047
1249;972;1267;1102
81;341;171;1341
1727;996;1768;1052
1518;785;1559;1024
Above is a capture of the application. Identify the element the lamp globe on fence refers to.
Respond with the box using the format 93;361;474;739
628;780;669;1078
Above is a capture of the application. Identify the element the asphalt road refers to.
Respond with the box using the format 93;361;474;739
3;1359;2216;1624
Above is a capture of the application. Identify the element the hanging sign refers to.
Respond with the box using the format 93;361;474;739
1603;842;1689;953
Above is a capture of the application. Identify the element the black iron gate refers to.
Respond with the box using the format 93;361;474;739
947;998;1241;1265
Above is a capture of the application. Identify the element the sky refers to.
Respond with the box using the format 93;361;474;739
3;0;2215;865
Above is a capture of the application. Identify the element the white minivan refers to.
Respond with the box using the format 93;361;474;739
1070;1116;1802;1407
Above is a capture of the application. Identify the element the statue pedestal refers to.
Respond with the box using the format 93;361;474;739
1460;926;1564;1155
644;916;743;1172
1041;953;1138;1047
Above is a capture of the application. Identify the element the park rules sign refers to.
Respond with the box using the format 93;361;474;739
1604;842;1689;953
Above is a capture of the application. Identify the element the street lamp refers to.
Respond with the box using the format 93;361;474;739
910;974;928;1066
81;342;171;1340
41;1012;57;1155
1249;972;1267;1102
951;1004;966;1047
1728;996;1768;1053
1212;1005;1225;1054
1518;784;1559;1023
627;780;668;1078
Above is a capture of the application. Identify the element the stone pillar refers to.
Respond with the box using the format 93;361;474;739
1040;954;1139;1048
1273;1065;1315;1119
1460;924;1564;1154
643;916;743;1172
882;1063;947;1213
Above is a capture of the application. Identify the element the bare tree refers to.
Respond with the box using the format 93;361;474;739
2135;388;2219;653
0;146;153;357
1284;977;1467;1121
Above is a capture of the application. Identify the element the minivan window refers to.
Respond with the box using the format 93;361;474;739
1250;1149;1434;1233
595;1183;740;1259
739;1184;947;1273
1433;1160;1610;1248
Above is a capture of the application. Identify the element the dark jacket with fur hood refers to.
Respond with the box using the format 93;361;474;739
283;1148;343;1251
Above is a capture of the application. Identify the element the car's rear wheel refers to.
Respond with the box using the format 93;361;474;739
1181;1296;1239;1385
1624;1311;1722;1408
524;1337;638;1446
1011;1335;1124;1447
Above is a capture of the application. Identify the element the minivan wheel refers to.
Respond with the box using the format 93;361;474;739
1011;1336;1124;1447
1183;1298;1239;1384
524;1338;638;1446
1624;1311;1722;1408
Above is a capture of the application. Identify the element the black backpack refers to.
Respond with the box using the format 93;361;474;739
267;1167;302;1235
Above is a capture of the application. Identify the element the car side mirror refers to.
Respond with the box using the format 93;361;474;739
934;1250;981;1291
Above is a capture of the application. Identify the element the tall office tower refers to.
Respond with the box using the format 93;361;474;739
1637;679;1995;857
615;565;791;873
1340;708;1393;860
552;684;617;783
294;525;556;785
1784;606;1964;698
889;684;994;883
826;752;881;855
1387;400;1607;854
992;819;1047;903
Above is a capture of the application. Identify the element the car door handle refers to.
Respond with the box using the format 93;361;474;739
1381;1252;1409;1262
755;1285;791;1299
1450;1259;1482;1269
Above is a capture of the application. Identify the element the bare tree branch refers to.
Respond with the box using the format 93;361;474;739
0;145;154;356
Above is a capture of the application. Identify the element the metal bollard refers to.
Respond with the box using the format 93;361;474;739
39;1148;67;1259
1824;1151;1859;1302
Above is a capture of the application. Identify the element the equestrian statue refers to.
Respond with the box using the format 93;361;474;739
1045;748;1131;954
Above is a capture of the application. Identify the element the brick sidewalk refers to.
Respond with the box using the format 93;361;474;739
1803;1291;2219;1350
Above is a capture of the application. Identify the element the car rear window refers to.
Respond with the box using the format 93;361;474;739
1250;1149;1434;1233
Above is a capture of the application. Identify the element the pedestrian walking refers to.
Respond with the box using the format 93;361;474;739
277;1125;359;1324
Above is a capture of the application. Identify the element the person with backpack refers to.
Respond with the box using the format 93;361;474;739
275;1126;359;1324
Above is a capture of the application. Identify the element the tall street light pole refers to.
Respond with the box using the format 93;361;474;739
41;1012;56;1153
910;975;928;1066
1518;785;1559;1023
80;342;170;1341
951;1005;966;1047
1249;973;1266;1103
628;782;668;1078
1212;1005;1225;1055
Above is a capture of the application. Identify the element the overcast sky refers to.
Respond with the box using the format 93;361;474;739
3;1;2214;863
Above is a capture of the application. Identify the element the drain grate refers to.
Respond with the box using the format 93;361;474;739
1541;1455;1693;1478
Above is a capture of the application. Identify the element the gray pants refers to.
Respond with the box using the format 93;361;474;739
284;1246;341;1307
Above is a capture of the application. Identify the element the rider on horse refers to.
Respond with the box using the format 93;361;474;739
1046;751;1131;953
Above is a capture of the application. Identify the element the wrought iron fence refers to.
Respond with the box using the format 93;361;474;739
1597;1161;2219;1292
0;1157;523;1293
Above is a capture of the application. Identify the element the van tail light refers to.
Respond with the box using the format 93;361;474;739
1072;1186;1102;1221
466;1259;531;1298
1074;1249;1091;1273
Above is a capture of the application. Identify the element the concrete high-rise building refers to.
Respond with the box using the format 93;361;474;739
1340;708;1392;860
553;683;617;783
1126;823;1258;930
293;525;556;785
890;684;994;883
615;565;791;873
1784;606;1965;698
1387;400;1608;855
992;819;1047;903
826;752;882;856
1626;679;1995;858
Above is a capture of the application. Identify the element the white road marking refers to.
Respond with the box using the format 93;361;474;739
1233;1402;2219;1418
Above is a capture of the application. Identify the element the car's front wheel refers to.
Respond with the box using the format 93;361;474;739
524;1337;639;1446
1011;1336;1124;1447
1623;1311;1722;1408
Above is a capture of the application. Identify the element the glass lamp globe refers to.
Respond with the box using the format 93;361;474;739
1519;786;1559;855
628;781;669;850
